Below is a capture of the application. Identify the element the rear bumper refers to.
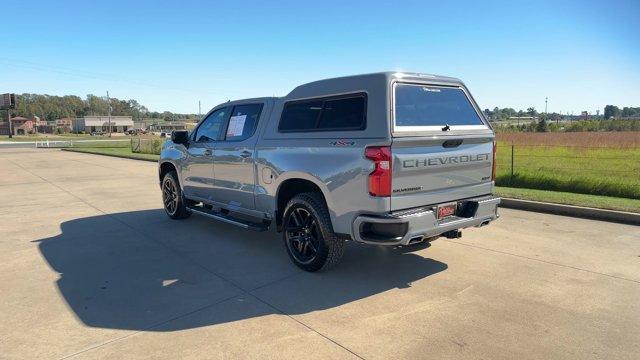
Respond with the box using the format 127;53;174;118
352;195;500;245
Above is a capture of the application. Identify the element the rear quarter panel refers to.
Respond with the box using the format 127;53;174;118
255;77;392;234
255;138;389;234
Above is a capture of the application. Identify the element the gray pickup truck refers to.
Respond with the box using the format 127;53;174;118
159;72;500;271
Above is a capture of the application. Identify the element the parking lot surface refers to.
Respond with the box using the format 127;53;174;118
1;148;639;359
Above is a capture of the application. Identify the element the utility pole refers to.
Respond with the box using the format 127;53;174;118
7;108;12;138
545;97;548;114
198;100;201;119
2;93;16;138
107;91;112;137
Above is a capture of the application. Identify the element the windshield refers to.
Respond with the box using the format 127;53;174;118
394;84;484;128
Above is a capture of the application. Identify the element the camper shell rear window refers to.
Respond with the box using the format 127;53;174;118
393;83;486;131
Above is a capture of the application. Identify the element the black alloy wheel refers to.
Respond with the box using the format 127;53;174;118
282;193;345;271
162;171;191;219
162;177;178;215
285;207;321;265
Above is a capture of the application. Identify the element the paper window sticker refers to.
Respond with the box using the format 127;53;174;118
227;115;247;137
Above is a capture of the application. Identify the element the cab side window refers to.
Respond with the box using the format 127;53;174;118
278;93;366;132
195;108;227;142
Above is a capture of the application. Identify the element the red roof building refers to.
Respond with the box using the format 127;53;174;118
4;116;35;135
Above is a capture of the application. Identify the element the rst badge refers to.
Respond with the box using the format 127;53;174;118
329;140;356;147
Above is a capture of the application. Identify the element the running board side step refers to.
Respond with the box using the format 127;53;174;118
187;206;269;231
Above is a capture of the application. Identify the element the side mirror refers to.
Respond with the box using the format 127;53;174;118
171;130;189;145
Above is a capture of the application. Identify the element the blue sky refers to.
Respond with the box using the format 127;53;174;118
3;0;639;114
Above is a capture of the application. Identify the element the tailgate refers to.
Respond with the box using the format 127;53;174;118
390;136;494;211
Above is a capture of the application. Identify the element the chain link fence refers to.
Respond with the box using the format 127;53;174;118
131;137;164;155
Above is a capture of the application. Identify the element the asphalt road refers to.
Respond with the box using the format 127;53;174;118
1;148;639;360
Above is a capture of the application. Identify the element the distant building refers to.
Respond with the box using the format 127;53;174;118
129;117;199;132
0;116;76;135
72;116;134;133
133;121;147;130
35;117;56;134
5;116;35;135
185;121;198;131
55;118;73;133
148;121;187;132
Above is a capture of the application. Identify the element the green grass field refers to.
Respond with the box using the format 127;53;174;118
63;147;159;161
494;187;640;213
70;140;130;148
495;141;640;199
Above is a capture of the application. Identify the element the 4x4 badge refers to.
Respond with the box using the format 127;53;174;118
329;140;355;147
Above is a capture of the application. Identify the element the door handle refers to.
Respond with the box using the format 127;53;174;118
240;150;252;158
203;149;212;156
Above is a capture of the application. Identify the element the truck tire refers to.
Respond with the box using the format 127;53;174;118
282;192;345;272
161;170;191;220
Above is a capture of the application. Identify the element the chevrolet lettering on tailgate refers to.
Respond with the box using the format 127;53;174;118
402;153;491;168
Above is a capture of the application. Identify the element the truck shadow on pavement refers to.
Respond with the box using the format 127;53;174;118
35;209;447;331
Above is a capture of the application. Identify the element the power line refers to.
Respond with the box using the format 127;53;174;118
0;57;223;97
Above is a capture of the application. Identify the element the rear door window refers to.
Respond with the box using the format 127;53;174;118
279;93;366;132
394;84;485;130
224;103;263;141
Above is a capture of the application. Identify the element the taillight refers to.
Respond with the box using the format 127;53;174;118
365;146;392;197
491;140;497;181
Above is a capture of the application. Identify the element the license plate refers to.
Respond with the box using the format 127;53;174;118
437;203;457;219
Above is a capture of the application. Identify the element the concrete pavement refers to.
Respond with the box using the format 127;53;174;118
1;148;639;359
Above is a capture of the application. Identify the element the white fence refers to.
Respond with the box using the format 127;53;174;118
0;139;130;149
35;140;73;148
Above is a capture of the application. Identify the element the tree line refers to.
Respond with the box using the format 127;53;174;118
495;118;640;133
3;93;638;126
2;93;197;122
484;107;542;120
604;105;640;119
485;105;640;121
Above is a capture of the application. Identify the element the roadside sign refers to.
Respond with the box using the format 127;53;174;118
1;93;16;110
